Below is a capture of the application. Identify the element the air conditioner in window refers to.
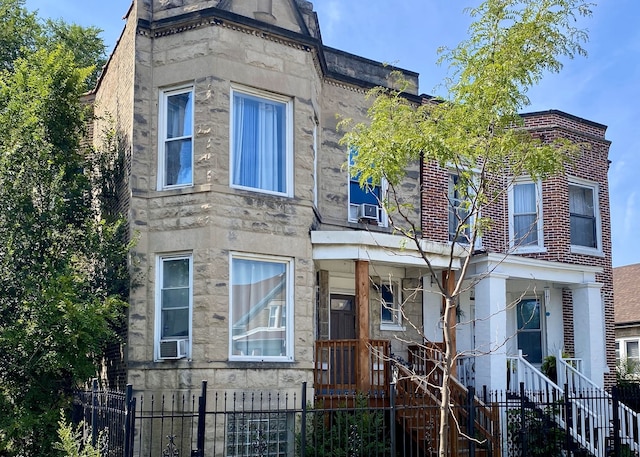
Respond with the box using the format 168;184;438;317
358;203;379;221
159;339;188;359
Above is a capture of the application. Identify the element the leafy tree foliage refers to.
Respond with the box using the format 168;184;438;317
0;2;127;455
340;1;592;456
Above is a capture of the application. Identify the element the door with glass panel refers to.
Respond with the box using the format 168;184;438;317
516;298;544;365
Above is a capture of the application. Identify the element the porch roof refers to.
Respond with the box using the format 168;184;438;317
470;252;603;285
311;230;461;269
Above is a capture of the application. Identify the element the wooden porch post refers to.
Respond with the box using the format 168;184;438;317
443;270;457;369
356;260;371;393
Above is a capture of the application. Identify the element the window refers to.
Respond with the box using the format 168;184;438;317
159;86;193;188
231;86;293;196
569;180;601;253
377;280;403;330
230;254;293;361
227;412;292;457
509;179;544;251
448;173;471;243
156;255;192;360
617;338;640;375
348;148;384;225
516;298;543;364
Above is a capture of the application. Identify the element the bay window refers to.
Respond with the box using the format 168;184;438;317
230;254;294;361
231;86;293;196
159;86;193;189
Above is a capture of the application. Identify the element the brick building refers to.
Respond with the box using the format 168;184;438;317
90;0;615;453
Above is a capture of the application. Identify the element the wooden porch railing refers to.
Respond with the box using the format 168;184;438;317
398;344;501;456
313;339;390;396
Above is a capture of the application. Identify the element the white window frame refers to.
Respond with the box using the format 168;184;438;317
448;171;483;249
347;149;387;227
229;253;294;362
157;85;194;190
377;279;404;331
616;337;640;372
229;85;294;197
568;177;603;256
508;177;545;253
154;254;193;361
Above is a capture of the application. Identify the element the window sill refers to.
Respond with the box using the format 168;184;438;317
512;246;547;254
380;323;406;332
228;356;294;363
570;245;604;257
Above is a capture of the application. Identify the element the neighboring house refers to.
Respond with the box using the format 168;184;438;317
614;263;640;375
90;0;616;454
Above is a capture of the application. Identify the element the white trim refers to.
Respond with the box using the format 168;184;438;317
313;119;318;208
568;177;603;256
229;84;294;198
311;230;462;269
508;177;546;253
228;252;294;362
157;84;195;190
154;253;193;361
471;252;602;284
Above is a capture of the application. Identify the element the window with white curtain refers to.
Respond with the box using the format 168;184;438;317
229;254;293;361
509;178;543;251
159;86;193;188
231;87;292;196
569;180;601;253
376;279;403;330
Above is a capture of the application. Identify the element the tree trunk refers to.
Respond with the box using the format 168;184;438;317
438;296;456;457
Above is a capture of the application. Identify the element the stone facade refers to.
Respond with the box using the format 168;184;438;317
92;0;615;397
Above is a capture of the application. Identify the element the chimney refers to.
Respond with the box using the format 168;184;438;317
254;0;276;23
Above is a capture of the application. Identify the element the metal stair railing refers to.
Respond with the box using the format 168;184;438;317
557;352;640;455
508;351;606;456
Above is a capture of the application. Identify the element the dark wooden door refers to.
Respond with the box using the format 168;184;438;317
330;295;356;388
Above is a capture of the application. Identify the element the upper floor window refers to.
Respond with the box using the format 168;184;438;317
155;254;192;360
569;179;601;254
448;173;471;243
348;149;385;225
229;253;294;361
159;86;193;189
509;179;544;252
230;86;293;197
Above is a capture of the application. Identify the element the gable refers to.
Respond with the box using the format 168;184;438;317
222;0;311;35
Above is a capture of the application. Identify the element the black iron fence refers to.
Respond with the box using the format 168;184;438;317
73;381;640;457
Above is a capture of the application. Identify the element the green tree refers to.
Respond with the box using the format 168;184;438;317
0;0;40;72
0;8;128;456
340;1;591;455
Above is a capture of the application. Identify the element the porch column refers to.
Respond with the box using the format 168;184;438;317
473;273;508;391
571;282;605;388
355;259;370;393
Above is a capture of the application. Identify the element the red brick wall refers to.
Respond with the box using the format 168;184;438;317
420;109;615;386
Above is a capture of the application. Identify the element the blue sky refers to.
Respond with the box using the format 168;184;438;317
25;0;639;267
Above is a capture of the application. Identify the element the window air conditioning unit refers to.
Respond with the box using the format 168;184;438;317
358;203;379;221
159;339;188;359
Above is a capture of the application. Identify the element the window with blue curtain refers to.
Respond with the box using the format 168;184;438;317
163;88;193;187
348;148;381;220
232;91;288;195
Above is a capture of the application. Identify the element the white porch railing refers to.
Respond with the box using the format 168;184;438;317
507;351;607;456
557;352;640;456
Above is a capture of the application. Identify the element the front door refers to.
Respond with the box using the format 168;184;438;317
329;294;356;387
330;294;356;339
517;298;543;364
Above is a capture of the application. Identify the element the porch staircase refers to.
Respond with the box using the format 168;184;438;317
393;344;501;456
508;351;640;457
